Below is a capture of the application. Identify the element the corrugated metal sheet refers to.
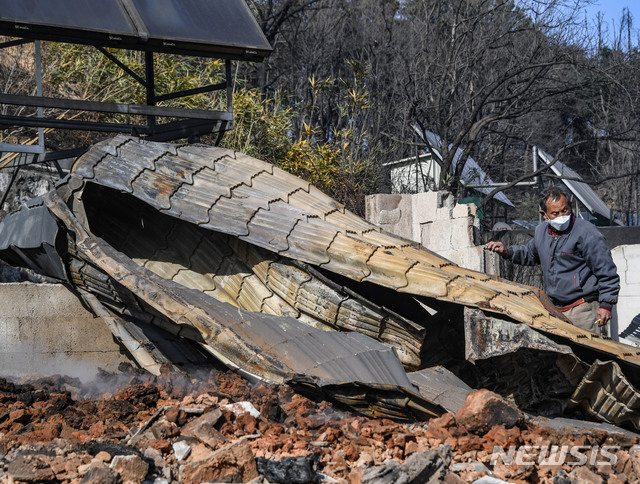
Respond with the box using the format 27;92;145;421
408;366;473;413
463;307;591;415
463;307;576;363
63;135;640;367
74;185;425;369
569;360;640;429
43;188;443;420
0;197;56;250
528;415;640;438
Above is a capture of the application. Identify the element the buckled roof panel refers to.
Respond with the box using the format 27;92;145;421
0;0;272;61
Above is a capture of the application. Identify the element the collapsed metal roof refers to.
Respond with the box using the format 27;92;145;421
0;0;272;60
1;135;640;428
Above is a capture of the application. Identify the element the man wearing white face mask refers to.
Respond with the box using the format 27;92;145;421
485;186;620;332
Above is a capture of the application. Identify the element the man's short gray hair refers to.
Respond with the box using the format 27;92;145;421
539;186;569;212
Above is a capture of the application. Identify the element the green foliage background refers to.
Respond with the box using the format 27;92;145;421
35;43;382;216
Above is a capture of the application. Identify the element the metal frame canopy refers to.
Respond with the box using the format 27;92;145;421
0;0;272;166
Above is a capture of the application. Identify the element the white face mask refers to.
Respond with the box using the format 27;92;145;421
548;214;571;231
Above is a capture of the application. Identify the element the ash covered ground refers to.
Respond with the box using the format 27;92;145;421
0;364;638;484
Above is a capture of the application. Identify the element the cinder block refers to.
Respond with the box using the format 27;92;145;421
365;194;415;240
438;191;455;209
622;244;640;260
619;281;640;297
411;191;439;225
444;249;478;270
446;247;483;271
483;250;501;276
436;207;452;221
627;267;640;285
465;247;485;272
442;250;462;267
423;220;452;252
378;208;402;225
419;222;432;249
615;295;640;335
611;247;628;273
449;218;474;250
452;202;476;219
366;194;404;214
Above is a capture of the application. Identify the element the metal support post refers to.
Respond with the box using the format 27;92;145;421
35;41;45;152
145;51;156;133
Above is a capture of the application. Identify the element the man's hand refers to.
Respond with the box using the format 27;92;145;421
485;241;507;257
596;307;612;327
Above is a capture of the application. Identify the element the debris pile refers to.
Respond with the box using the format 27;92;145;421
2;135;640;429
1;366;638;484
2;135;640;482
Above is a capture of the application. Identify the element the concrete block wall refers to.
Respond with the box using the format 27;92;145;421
611;245;640;342
365;191;484;270
366;194;412;240
0;282;129;378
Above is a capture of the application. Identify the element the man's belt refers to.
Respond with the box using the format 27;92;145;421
555;293;598;312
556;298;587;312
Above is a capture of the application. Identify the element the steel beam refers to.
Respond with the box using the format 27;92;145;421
0;94;233;121
0;143;44;154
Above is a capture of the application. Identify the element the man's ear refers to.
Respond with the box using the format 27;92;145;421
539;210;546;218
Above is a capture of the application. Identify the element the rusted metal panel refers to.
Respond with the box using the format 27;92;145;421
59;136;640;368
240;202;305;252
77;184;425;367
324;209;375;233
462;307;595;416
206;196;261;236
528;415;640;438
176;145;239;166
41;188;441;420
279;216;335;265
323;232;376;281
287;378;445;422
248;169;311;202
363;247;416;288
408;366;473;414
463;307;574;363
569;360;640;429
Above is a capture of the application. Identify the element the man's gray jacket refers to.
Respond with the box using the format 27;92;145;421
507;215;620;309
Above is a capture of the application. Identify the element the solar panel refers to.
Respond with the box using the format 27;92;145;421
133;0;271;52
0;1;135;35
537;150;612;223
0;0;271;60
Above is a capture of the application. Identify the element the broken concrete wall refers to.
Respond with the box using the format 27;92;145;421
365;191;487;271
612;244;640;343
0;282;129;378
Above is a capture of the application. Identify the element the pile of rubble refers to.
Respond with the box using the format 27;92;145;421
1;365;638;484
